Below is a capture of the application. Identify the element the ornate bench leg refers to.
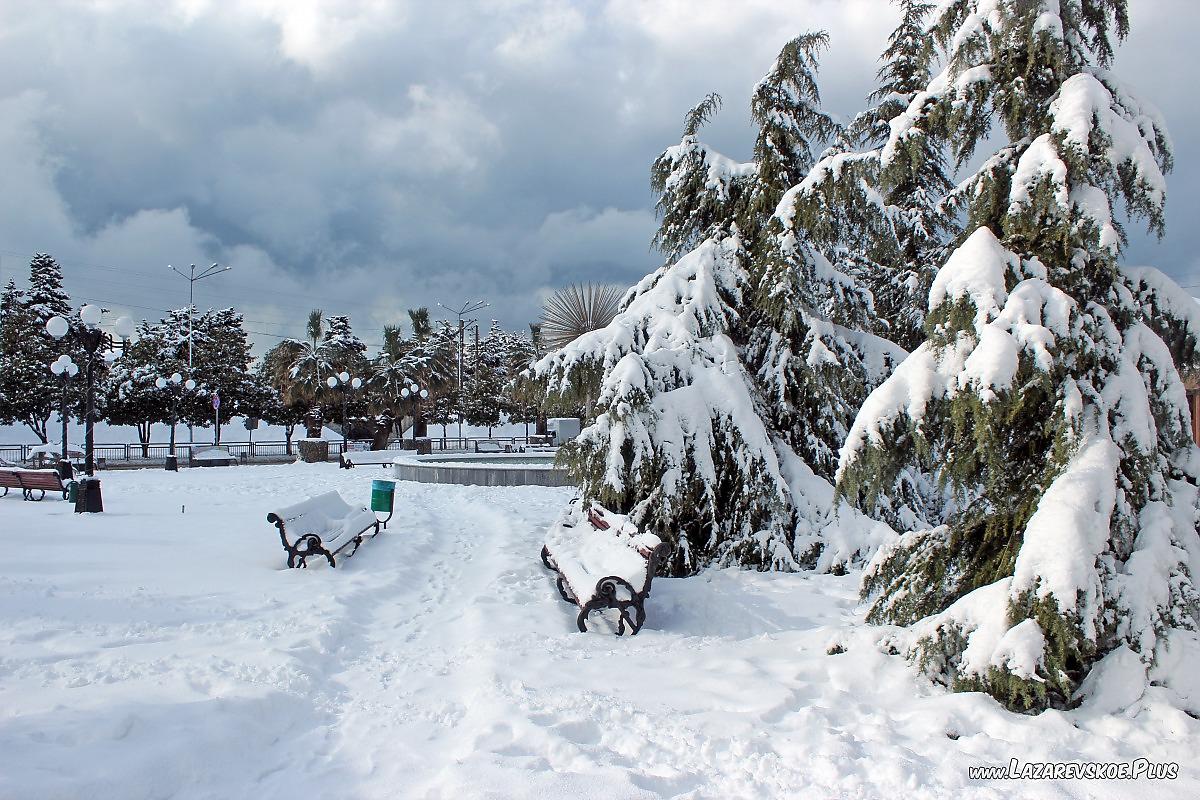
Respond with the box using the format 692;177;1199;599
540;545;555;571
555;575;576;605
576;606;591;633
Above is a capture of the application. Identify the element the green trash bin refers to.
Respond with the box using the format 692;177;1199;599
370;479;396;527
66;480;79;505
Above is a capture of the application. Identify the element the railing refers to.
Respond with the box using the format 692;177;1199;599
0;434;553;468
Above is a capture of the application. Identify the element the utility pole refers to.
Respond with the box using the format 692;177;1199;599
436;299;488;443
170;262;231;443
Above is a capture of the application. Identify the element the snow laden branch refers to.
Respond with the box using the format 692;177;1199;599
534;236;796;574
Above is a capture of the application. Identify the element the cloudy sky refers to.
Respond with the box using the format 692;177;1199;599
0;0;1196;353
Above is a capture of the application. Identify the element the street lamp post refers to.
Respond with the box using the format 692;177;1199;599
48;354;79;478
326;372;362;465
437;299;488;441
400;381;429;447
46;305;135;511
169;262;231;443
155;372;198;469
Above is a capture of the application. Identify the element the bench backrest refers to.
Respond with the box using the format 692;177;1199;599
268;490;356;531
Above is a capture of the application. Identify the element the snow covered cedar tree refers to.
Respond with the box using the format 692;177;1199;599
0;255;82;442
535;32;898;575
837;0;1200;712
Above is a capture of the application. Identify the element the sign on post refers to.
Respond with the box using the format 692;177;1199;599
212;392;221;445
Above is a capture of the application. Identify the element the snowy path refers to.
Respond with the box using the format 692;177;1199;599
1;464;1196;798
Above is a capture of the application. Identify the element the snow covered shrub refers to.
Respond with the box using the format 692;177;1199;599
838;0;1200;712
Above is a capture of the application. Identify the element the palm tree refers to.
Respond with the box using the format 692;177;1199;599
286;310;329;398
408;307;433;340
539;283;623;351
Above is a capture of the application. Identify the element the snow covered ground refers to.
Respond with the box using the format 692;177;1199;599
1;463;1196;799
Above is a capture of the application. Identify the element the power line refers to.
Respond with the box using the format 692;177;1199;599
0;246;416;320
72;295;389;348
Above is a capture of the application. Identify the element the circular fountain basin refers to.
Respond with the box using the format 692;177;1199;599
393;450;574;487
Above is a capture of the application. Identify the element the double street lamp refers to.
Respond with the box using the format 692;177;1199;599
437;299;488;439
400;381;429;445
48;354;79;477
326;372;362;459
154;372;198;468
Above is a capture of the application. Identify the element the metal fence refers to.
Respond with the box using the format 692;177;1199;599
0;434;552;468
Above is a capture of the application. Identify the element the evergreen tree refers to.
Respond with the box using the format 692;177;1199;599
104;319;183;456
502;328;540;435
837;0;1200;711
321;315;368;374
316;315;368;429
25;253;72;321
745;32;841;224
536;32;899;575
0;280;29;428
648;93;755;263
3;255;81;442
789;0;952;353
189;307;257;423
462;321;506;435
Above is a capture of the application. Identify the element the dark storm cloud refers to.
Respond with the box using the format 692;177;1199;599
0;0;1194;350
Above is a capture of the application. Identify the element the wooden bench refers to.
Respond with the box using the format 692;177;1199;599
266;490;381;568
540;500;669;635
340;449;401;468
0;468;68;501
191;446;237;467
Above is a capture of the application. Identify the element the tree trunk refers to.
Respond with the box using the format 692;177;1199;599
284;424;295;455
139;421;151;458
371;418;391;451
25;416;49;444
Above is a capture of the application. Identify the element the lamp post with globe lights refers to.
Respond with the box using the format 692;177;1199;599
45;305;136;481
170;262;232;444
326;372;362;462
400;381;429;447
48;354;79;478
437;299;487;440
154;372;198;469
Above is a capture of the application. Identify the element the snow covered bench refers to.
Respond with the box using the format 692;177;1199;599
190;446;237;467
266;490;381;568
540;500;669;635
474;440;506;453
339;449;400;468
0;467;68;501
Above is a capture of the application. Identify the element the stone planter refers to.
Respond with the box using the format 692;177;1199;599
298;439;330;463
